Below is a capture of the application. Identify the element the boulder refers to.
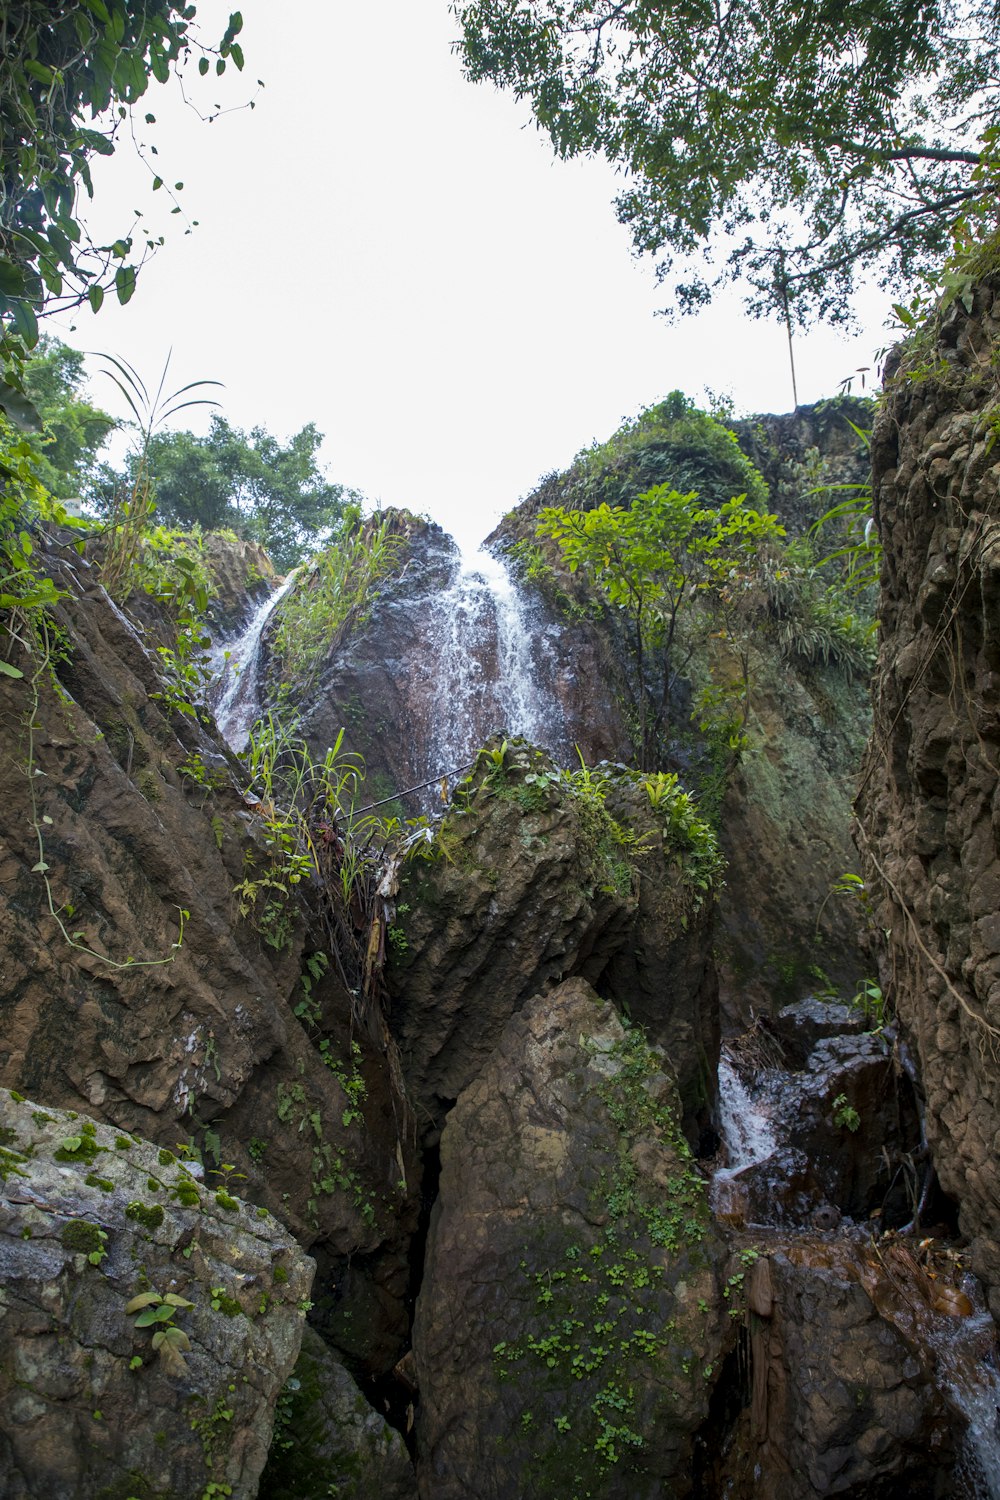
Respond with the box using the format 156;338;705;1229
258;1326;416;1500
704;1240;953;1497
0;1088;312;1499
387;744;718;1136
412;977;732;1500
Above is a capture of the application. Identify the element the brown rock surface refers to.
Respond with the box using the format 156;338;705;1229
705;1240;953;1497
386;743;718;1135
412;977;731;1500
857;273;1000;1310
0;540;419;1363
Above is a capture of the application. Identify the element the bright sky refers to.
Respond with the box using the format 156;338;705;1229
51;0;889;552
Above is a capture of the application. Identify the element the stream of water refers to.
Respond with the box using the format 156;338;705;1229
714;1047;1000;1495
422;546;566;775
207;571;298;749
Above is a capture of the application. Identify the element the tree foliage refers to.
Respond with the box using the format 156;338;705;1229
570;391;769;512
22;336;115;500
99;416;361;570
453;0;1000;323
538;485;783;766
0;1;247;419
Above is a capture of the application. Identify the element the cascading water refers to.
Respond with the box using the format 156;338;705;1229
711;1051;780;1223
423;546;566;778
940;1312;1000;1499
208;570;298;749
713;1042;1000;1496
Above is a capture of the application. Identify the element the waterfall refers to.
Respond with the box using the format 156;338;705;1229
423;546;565;777
939;1312;1000;1498
711;1045;1000;1496
710;1052;780;1222
208;571;298;750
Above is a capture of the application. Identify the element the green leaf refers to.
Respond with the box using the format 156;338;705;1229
8;301;39;348
0;661;24;680
198;56;210;76
0;259;29;297
23;60;54;85
135;1303;175;1327
125;1291;163;1314
0;379;42;431
114;264;137;305
88;283;104;313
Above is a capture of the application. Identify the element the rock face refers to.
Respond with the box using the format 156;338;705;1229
715;649;870;1022
0;1088;313;1499
386;742;718;1137
258;1326;416;1500
705;1240;954;1498
412;978;732;1500
732;396;874;537
857;273;1000;1310
0;539;420;1370
272;516;628;813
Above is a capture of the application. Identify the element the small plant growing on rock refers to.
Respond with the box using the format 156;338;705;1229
126;1289;195;1374
832;1093;861;1133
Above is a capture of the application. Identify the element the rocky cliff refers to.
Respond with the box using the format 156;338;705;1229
857;271;1000;1312
3;357;996;1495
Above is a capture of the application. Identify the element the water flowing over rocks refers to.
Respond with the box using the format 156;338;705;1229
857;272;1000;1314
271;517;628;809
0;1089;312;1499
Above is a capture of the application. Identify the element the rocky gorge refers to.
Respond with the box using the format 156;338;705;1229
1;294;999;1500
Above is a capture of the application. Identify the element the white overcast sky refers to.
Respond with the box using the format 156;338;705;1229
50;0;890;552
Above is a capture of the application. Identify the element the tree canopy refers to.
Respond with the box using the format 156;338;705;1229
453;0;1000;324
22;336;115;501
538;485;783;766
0;1;246;422
99;417;361;570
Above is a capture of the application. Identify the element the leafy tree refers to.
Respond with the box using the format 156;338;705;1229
569;391;769;512
453;0;1000;323
0;1;247;423
538;486;783;767
22;337;115;501
101;417;361;570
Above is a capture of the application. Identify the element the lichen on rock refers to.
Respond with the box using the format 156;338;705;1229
0;1089;313;1499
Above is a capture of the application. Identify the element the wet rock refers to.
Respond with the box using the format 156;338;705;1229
273;513;627;811
258;1326;417;1500
724;1244;954;1498
772;996;866;1069
795;1032;916;1221
412;977;731;1499
0;1088;312;1499
732;1146;822;1229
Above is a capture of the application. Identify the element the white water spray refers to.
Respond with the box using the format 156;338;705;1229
424;547;564;775
208;571;298;749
